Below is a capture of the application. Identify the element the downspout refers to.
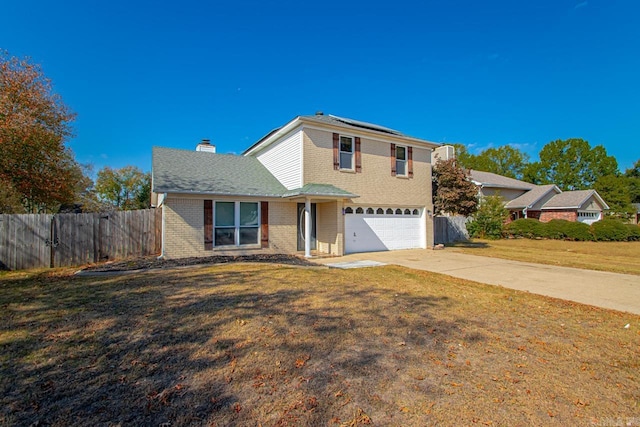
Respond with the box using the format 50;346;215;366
523;207;528;219
158;193;167;259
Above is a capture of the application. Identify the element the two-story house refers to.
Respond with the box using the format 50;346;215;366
151;113;440;259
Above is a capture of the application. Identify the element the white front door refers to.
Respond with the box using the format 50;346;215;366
344;208;425;254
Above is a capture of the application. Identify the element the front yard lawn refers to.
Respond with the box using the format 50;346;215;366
1;264;639;426
449;239;640;276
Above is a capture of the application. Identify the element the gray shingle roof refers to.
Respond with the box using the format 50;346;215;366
542;190;599;209
152;147;287;197
469;170;537;190
152;147;358;200
283;183;358;199
505;184;559;209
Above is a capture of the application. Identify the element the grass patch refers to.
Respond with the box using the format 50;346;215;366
1;264;639;426
449;239;640;275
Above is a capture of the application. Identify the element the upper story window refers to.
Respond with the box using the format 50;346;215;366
333;133;361;172
396;145;407;176
339;136;354;170
390;143;413;178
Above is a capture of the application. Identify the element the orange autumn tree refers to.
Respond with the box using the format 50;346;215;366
0;50;80;213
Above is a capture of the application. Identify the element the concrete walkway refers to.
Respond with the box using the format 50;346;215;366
314;249;640;315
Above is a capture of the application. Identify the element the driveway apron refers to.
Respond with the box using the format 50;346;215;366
315;249;640;315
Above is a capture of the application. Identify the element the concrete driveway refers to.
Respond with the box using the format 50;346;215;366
315;249;640;315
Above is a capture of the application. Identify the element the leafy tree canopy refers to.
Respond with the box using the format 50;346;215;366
524;138;618;191
0;51;80;212
432;158;478;216
453;144;529;180
95;166;151;210
594;175;635;219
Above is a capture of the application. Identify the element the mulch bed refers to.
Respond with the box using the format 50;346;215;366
82;254;320;272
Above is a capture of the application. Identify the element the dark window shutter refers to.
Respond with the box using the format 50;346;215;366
408;146;414;178
204;200;213;250
390;143;397;176
332;133;339;170
355;137;362;173
261;201;269;248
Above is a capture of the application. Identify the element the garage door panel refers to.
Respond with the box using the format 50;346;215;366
345;212;425;254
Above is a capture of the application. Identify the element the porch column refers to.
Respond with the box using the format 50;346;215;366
304;197;312;258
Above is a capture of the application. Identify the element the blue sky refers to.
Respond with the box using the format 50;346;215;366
2;0;639;174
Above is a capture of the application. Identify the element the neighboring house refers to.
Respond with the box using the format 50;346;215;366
469;170;609;225
152;113;440;259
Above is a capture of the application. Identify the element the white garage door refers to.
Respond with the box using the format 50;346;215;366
577;211;601;225
345;207;425;254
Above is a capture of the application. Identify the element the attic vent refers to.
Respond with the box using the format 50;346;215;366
196;139;216;153
315;111;324;116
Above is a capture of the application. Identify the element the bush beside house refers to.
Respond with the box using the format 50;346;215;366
505;218;640;242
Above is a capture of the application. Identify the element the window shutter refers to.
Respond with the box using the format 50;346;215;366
332;133;339;170
204;200;213;250
260;201;269;248
390;143;397;176
355;137;362;173
408;146;413;178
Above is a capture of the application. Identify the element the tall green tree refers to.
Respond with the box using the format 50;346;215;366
625;160;640;178
95;166;150;210
524;138;618;190
474;146;529;179
624;160;640;204
0;51;79;212
453;144;529;179
594;175;635;218
432;158;478;216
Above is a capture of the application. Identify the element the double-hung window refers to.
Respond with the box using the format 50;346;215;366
339;136;354;170
395;145;407;176
214;201;259;246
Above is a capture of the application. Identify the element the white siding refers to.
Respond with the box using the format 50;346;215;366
255;129;303;190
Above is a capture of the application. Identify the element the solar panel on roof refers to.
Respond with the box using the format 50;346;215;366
328;115;403;136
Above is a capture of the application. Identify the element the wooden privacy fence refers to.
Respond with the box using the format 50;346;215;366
0;209;161;270
434;216;470;244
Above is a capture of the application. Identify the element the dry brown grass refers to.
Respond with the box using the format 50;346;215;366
449;239;640;275
1;263;639;426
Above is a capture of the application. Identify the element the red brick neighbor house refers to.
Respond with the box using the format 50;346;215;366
151;113;440;259
468;170;609;224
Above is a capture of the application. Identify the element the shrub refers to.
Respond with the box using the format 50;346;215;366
562;221;594;241
626;224;640;241
542;219;570;240
505;218;544;238
541;219;593;241
590;219;630;241
467;195;508;239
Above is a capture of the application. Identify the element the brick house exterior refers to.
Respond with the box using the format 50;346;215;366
152;113;440;259
469;170;609;225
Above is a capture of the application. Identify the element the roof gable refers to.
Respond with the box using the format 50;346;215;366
505;184;560;209
541;190;609;210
